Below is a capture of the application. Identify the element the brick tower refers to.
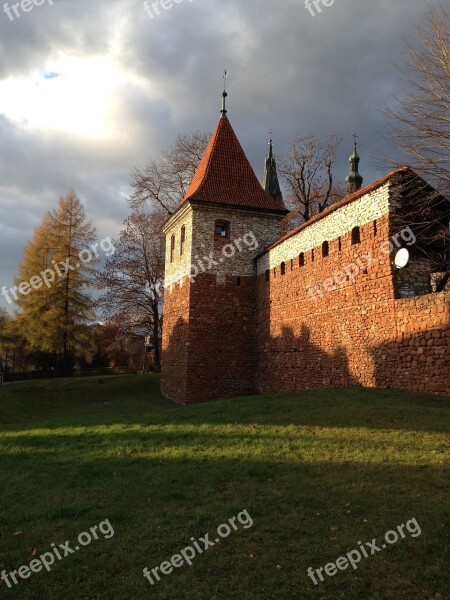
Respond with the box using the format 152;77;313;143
161;86;288;405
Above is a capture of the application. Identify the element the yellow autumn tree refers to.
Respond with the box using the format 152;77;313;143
14;191;98;370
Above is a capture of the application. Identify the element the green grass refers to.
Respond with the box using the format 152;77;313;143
0;377;448;599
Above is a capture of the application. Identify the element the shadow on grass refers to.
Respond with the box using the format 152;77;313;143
1;376;449;434
0;447;447;600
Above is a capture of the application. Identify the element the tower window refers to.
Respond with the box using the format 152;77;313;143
338;237;342;251
322;241;329;258
311;249;315;262
236;277;241;287
180;225;186;256
281;262;286;276
170;234;175;263
265;269;270;282
373;220;378;236
352;226;361;245
214;221;230;239
299;253;305;267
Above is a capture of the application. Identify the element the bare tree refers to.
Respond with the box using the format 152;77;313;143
384;4;450;288
130;131;210;216
389;170;450;287
384;4;449;195
98;211;165;371
279;133;344;223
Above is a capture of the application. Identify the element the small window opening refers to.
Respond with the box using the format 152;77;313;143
170;234;175;263
180;225;186;256
352;226;361;245
215;221;230;239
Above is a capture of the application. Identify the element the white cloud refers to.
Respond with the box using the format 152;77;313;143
0;0;431;312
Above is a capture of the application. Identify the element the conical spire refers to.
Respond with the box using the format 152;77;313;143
180;79;288;213
262;137;283;203
181;119;287;213
346;135;363;194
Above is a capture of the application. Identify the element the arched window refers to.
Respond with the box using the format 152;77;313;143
180;225;186;256
352;226;361;245
299;253;305;267
322;241;329;258
170;234;175;263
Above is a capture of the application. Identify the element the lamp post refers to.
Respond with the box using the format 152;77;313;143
143;335;154;374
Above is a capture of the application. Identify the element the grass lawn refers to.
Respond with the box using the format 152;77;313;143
0;376;448;599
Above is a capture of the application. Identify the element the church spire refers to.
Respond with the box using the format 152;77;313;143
346;134;363;194
262;135;283;203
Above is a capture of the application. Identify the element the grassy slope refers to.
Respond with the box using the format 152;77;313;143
0;377;448;599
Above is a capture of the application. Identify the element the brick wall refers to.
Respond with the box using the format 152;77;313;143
255;215;450;395
162;177;449;403
257;181;394;274
184;273;257;404
374;294;449;393
160;279;191;403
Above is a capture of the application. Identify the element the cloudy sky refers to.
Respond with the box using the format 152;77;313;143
0;0;433;311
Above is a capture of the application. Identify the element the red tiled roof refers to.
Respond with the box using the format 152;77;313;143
258;167;411;256
181;117;288;213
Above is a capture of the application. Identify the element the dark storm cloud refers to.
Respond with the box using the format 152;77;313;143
0;0;433;309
